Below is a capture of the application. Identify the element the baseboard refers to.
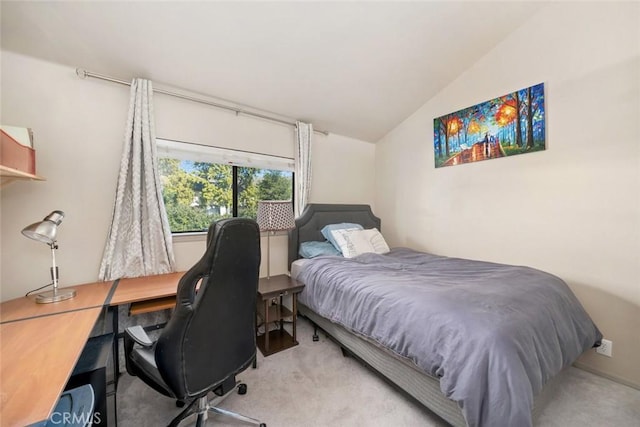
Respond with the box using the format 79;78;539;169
573;362;640;391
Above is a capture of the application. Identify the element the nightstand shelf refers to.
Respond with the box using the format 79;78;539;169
256;275;305;356
256;329;296;356
257;302;293;322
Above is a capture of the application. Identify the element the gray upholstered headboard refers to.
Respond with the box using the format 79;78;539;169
288;204;381;269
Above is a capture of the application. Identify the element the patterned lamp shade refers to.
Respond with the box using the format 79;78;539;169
256;201;296;232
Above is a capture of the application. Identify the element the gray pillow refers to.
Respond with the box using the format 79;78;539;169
320;223;363;251
299;241;341;258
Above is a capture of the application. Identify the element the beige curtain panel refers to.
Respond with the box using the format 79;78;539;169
294;121;313;218
98;78;175;281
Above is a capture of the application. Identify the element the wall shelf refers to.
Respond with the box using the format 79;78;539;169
0;164;45;187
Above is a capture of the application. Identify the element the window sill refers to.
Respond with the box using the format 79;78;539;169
261;230;290;237
171;232;207;243
171;229;290;243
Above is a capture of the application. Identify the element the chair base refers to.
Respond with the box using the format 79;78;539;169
169;381;265;427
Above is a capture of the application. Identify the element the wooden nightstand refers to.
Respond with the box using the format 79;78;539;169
256;274;305;356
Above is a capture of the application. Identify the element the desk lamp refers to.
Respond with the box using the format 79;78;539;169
21;210;76;303
256;201;295;279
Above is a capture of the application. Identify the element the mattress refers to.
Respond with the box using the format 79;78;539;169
292;249;601;426
290;258;309;282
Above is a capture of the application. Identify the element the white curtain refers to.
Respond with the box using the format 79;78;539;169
98;78;175;281
294;121;313;217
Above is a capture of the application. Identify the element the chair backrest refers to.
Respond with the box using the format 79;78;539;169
155;218;261;399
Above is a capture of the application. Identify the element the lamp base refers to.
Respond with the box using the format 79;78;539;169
35;288;76;304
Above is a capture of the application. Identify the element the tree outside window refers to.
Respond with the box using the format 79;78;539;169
159;158;292;233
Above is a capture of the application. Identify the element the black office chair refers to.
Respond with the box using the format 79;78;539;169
124;218;266;427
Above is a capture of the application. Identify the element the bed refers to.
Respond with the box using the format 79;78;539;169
287;203;602;427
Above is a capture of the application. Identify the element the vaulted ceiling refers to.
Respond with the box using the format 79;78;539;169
1;1;544;142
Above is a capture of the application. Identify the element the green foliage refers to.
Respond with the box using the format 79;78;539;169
164;203;221;232
237;167;259;218
194;162;233;211
159;159;202;206
258;170;292;200
159;158;292;231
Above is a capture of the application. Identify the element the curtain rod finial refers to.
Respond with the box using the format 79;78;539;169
76;68;87;79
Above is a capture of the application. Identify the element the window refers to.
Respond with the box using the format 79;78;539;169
156;139;294;233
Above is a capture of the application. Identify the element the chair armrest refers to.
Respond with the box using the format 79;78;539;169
123;325;154;377
125;325;153;347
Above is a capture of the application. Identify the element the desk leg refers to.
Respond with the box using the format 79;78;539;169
253;310;258;369
292;294;298;344
279;295;284;332
111;305;119;390
264;299;270;354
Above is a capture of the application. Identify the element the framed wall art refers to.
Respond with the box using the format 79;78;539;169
433;83;546;168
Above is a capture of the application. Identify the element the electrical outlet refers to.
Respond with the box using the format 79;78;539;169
596;339;613;357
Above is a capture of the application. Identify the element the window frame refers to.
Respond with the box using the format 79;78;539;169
156;138;295;238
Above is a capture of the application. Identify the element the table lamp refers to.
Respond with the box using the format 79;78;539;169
256;201;295;279
21;210;76;303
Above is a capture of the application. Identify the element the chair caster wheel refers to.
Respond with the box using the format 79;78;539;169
176;400;185;408
237;383;247;395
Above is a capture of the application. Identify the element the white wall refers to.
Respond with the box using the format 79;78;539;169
310;132;376;205
0;51;375;301
375;3;639;387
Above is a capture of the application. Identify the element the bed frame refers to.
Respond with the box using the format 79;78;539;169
288;203;561;426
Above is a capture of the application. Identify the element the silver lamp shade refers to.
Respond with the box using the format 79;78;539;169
21;210;64;244
21;210;76;303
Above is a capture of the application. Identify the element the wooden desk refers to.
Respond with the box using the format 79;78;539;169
110;271;184;306
0;281;115;324
0;308;103;426
0;272;183;427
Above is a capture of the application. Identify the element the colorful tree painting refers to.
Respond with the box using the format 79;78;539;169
433;83;545;168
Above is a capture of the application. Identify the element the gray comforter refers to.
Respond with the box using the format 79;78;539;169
297;248;601;427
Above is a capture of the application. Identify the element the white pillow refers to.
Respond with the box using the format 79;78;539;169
330;228;390;258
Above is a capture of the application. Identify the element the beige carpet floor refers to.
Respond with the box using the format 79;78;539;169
117;317;640;426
